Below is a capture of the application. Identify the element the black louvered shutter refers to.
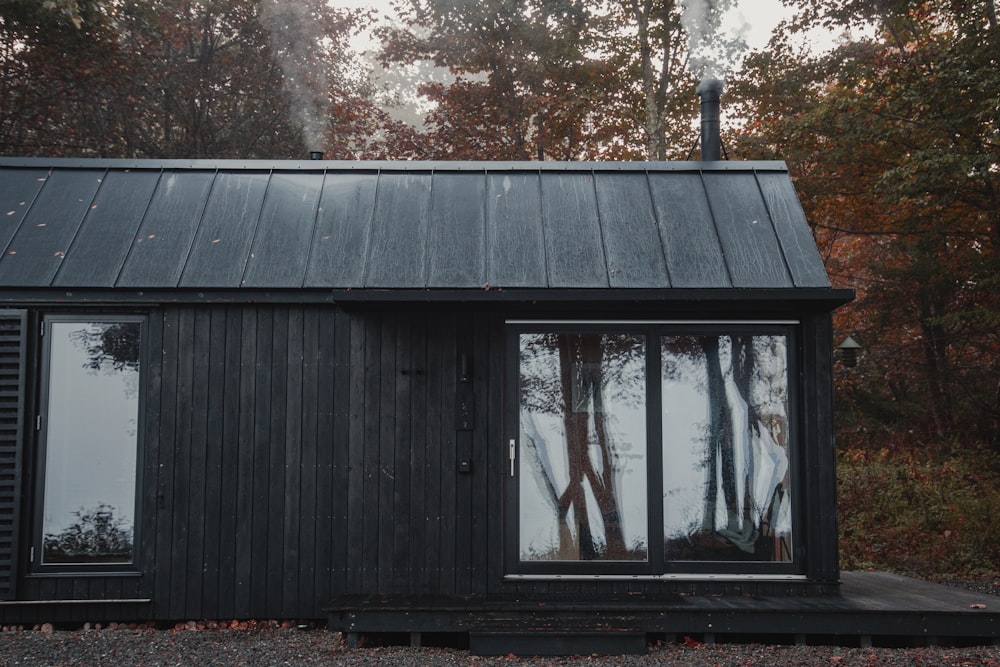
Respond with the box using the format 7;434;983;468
0;310;26;599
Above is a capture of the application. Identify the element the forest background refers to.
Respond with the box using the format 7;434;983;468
1;0;998;579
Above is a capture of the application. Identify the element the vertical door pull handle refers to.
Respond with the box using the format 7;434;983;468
508;439;516;477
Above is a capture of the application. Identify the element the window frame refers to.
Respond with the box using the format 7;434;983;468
31;314;147;575
505;320;804;578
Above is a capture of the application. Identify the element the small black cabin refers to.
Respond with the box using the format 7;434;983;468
0;157;855;641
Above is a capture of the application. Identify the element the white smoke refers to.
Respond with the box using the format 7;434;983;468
258;0;330;151
680;0;748;83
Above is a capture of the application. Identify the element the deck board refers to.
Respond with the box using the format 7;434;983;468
327;572;999;644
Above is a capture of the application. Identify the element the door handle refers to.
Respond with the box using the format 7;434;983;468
509;438;516;477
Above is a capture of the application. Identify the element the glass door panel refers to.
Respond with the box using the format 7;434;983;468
517;333;648;562
661;334;792;562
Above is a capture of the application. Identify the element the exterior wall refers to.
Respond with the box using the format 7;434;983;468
9;304;499;623
3;302;840;625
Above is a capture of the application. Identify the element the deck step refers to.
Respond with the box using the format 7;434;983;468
469;631;646;656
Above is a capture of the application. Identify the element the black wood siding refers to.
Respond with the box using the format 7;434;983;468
83;304;499;620
12;304;839;622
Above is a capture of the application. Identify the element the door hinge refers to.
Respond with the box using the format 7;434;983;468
508;438;516;477
30;546;34;563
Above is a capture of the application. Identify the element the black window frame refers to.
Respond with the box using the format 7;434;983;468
504;320;804;578
31;314;147;575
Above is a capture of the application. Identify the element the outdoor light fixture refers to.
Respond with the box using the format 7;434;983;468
459;353;472;383
838;336;862;368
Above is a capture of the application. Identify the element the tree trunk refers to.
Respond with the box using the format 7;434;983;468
701;336;736;533
628;0;663;160
918;288;951;439
556;335;627;559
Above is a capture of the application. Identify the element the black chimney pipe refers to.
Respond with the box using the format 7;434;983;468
697;78;724;161
309;150;324;160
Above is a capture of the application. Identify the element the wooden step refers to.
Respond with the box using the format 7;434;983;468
469;631;646;656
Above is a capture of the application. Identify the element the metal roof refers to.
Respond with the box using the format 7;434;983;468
0;158;837;300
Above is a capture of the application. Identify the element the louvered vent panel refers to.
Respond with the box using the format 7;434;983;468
0;310;26;599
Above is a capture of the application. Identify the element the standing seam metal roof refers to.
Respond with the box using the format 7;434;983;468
0;159;831;292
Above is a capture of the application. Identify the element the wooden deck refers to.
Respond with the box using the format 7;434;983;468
327;572;1000;654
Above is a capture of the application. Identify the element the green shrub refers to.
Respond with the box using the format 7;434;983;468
838;446;1000;578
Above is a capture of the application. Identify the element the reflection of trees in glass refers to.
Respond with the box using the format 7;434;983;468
69;322;141;373
69;321;141;402
43;503;133;564
664;334;790;561
520;333;646;560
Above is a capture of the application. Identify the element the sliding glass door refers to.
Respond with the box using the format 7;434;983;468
506;322;797;576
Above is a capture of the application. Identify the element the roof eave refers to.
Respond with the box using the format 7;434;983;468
0;286;855;310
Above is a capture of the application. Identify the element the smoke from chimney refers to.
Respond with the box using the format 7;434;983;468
697;78;724;161
259;0;330;152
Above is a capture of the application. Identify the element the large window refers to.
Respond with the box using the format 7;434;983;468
508;322;797;575
36;317;143;568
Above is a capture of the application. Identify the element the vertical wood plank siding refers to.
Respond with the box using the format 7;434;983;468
18;304;500;619
802;313;841;581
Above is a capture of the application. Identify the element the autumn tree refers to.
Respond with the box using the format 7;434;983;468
114;0;312;158
0;0;123;155
729;0;1000;449
0;0;391;159
377;0;607;160
377;0;747;161
603;0;743;160
257;0;421;160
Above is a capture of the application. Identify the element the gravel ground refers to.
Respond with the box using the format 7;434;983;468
0;578;996;667
938;576;1000;597
0;627;998;667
